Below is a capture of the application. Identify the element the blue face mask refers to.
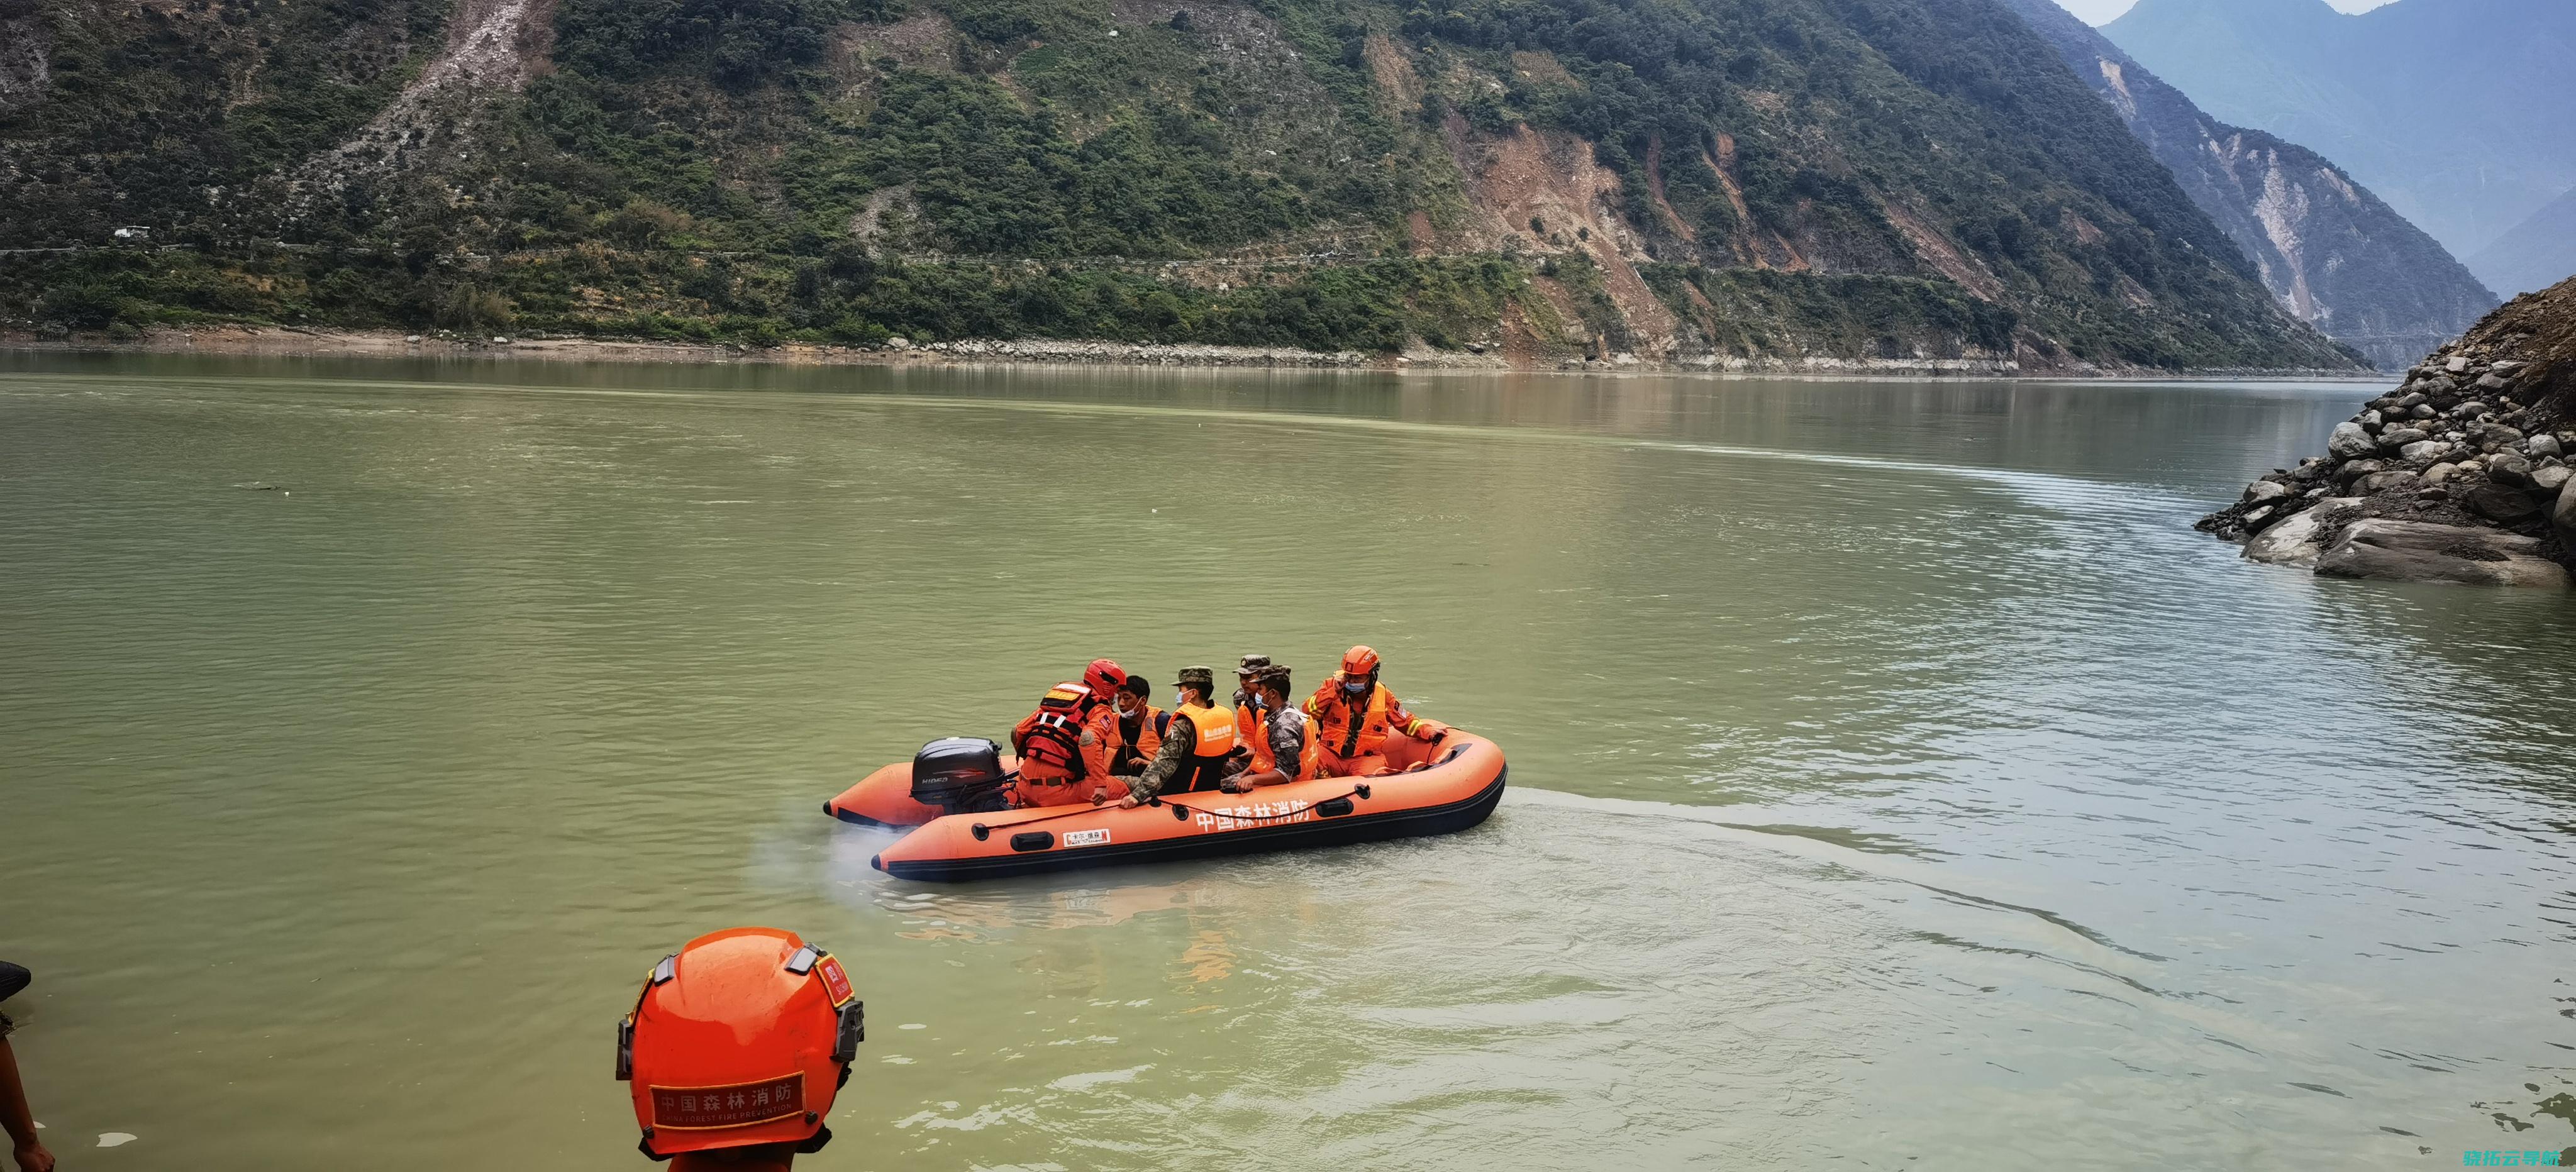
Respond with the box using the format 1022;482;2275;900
1174;691;1187;709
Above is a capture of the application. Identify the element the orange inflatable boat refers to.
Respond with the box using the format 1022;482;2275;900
824;727;1506;882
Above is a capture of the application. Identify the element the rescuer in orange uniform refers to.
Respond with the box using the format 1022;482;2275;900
1304;645;1447;778
617;927;864;1171
1223;662;1318;792
1117;666;1236;805
1009;659;1128;807
1107;674;1165;777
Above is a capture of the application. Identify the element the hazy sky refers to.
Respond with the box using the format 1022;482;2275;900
2057;0;2398;23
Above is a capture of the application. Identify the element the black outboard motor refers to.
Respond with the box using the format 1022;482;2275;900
909;737;1012;815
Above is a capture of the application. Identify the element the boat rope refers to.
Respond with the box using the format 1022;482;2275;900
969;802;1120;839
970;783;1375;839
1159;783;1370;824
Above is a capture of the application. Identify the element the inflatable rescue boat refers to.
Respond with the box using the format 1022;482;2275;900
824;727;1506;882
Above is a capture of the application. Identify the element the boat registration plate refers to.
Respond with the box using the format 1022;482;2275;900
1063;829;1111;848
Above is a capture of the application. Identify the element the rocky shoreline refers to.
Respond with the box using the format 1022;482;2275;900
2;324;2367;379
2199;277;2576;587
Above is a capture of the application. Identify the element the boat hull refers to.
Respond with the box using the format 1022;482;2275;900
832;730;1506;882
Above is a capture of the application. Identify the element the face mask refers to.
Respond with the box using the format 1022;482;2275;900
1342;680;1368;697
1174;692;1187;708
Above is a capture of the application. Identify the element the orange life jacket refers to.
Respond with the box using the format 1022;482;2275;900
1169;699;1237;794
1114;704;1167;769
1236;700;1319;782
1176;699;1236;758
1307;677;1396;758
1014;683;1100;777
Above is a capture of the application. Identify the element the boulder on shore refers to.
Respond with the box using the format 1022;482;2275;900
2242;499;2358;569
2315;520;2570;588
2326;422;2376;459
2200;274;2576;587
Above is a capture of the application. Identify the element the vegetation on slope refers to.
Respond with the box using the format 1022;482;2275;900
0;0;2359;368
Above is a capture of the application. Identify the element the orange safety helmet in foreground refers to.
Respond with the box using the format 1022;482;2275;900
1339;641;1380;680
617;927;864;1163
1341;645;1381;678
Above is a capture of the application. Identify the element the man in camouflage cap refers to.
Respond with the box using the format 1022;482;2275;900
1116;666;1239;805
1224;662;1318;793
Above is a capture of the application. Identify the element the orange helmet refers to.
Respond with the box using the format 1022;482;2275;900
617;927;863;1160
1083;658;1126;701
1341;645;1381;677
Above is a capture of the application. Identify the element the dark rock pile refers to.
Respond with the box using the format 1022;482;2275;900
2198;277;2576;588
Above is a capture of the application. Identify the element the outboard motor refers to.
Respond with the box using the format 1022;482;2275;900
909;737;1011;815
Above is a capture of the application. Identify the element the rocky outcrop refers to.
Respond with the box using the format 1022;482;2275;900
292;0;556;196
2240;495;2354;569
2001;0;2496;370
2314;520;2568;589
2201;275;2576;587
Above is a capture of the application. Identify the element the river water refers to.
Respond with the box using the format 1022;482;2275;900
4;354;2572;1169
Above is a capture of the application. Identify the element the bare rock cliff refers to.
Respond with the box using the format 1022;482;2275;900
2003;0;2496;370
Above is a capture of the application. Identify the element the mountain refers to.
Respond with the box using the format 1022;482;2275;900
0;0;2362;371
2467;189;2576;300
2102;0;2576;270
1999;0;2492;369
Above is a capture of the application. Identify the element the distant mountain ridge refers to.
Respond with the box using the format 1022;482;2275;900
2103;0;2576;285
2002;0;2492;368
2468;190;2576;301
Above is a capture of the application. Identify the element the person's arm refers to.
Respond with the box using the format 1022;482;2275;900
1225;710;1307;791
1;1032;55;1172
1006;710;1038;758
1078;709;1115;780
1223;767;1286;792
1121;712;1194;805
1385;692;1446;741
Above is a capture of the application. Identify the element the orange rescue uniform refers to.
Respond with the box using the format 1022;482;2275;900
1010;683;1127;806
1303;674;1442;777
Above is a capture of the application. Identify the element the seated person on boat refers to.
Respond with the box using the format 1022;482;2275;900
1007;659;1128;807
1107;673;1166;777
1304;645;1448;777
1223;662;1318;793
1115;666;1236;807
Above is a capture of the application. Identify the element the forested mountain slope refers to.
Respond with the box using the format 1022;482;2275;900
2001;0;2491;370
0;0;2360;370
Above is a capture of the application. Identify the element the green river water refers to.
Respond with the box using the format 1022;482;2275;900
3;354;2573;1169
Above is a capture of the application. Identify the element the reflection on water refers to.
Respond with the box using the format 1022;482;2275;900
3;353;2572;1169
